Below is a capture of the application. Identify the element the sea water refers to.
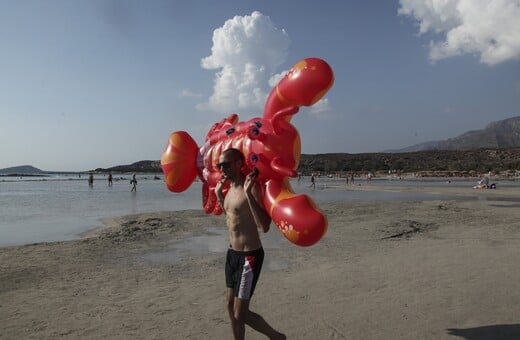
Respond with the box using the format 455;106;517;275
0;174;514;246
0;174;202;246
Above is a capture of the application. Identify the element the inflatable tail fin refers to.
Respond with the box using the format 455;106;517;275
264;178;327;246
161;131;199;193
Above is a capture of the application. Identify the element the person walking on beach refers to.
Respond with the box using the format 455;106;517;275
88;173;94;186
310;173;315;189
130;174;137;192
108;172;113;187
215;148;285;340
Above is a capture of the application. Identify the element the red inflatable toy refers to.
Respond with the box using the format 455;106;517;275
161;57;334;246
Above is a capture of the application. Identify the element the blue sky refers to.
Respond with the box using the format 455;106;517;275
1;0;519;171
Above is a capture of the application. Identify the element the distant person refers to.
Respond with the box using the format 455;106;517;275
130;174;137;192
477;175;490;188
310;173;315;189
88;173;94;186
108;172;113;186
350;173;354;184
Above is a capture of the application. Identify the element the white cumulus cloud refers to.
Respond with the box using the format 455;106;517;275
399;0;520;65
179;89;202;99
310;98;331;115
268;70;287;88
197;11;290;115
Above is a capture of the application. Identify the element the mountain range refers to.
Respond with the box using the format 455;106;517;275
2;116;519;175
389;116;520;152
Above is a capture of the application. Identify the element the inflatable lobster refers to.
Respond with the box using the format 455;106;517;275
161;57;334;246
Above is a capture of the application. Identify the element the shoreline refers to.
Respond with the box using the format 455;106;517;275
2;186;520;339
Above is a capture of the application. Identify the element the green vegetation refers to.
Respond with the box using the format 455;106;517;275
101;148;520;177
297;148;520;175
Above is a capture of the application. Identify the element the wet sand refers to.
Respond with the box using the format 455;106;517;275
2;185;520;339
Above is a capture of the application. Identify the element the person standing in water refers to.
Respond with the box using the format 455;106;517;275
130;174;137;192
310;173;316;189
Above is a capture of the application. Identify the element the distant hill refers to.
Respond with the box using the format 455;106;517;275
35;116;519;176
99;160;161;173
298;148;520;174
0;165;44;175
97;147;520;176
96;115;520;175
392;116;520;152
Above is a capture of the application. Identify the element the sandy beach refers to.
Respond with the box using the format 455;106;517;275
2;184;520;339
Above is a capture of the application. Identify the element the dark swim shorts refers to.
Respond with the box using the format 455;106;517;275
225;247;264;300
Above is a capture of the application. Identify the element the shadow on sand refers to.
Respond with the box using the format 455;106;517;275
447;324;520;340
